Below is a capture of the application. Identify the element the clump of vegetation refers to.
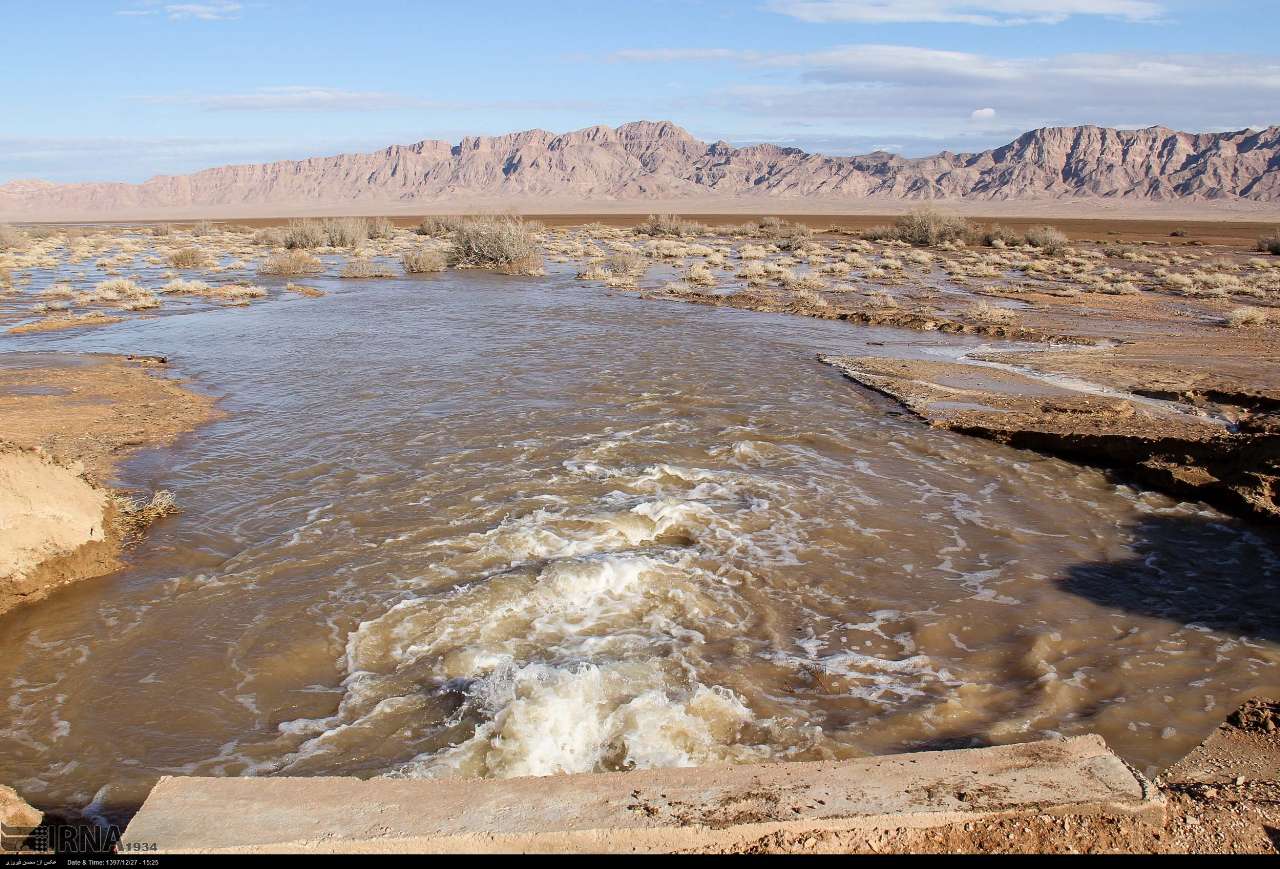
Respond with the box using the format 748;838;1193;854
448;217;543;275
1258;231;1280;256
606;250;647;278
1225;306;1270;328
285;283;325;297
1024;225;1069;255
339;258;397;278
686;262;717;287
111;490;178;539
281;217;385;249
168;246;213;269
416;216;464;237
633;214;708;238
967;300;1019;325
401;248;448;273
751;217;813;249
893;208;971;247
252;227;286;247
0;223;28;251
260;250;324;276
189;220;215;237
975;223;1021;248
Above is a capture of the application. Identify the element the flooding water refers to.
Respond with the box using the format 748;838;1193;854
2;266;1278;824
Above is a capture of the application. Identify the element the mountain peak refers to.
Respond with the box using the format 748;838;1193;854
2;121;1276;218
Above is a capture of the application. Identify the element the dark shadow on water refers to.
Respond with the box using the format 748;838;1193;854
1056;515;1280;645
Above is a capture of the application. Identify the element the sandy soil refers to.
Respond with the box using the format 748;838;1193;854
0;353;217;616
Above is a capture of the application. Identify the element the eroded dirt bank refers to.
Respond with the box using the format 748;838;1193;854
820;354;1280;521
0;353;216;616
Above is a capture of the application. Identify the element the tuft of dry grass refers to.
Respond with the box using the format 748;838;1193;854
260;250;324;276
1225;306;1270;328
111;490;178;538
967;300;1018;325
401;248;448;273
168;246;213;269
285;283;325;298
339;258;397;278
633;214;709;238
1259;232;1280;256
0;223;28;251
416;216;464;238
893;208;971;247
448;217;543;275
1024;225;1069;255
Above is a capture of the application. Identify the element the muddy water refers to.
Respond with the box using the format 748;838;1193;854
2;267;1278;823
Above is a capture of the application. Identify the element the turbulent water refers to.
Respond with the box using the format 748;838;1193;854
2;266;1278;823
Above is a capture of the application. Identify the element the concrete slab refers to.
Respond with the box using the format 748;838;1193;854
121;735;1163;854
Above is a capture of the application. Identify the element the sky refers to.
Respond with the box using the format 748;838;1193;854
2;0;1278;183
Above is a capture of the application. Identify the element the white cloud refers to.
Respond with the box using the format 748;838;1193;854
612;43;1280;133
117;2;242;20
766;0;1165;26
971;107;997;120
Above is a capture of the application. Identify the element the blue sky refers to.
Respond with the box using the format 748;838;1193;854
2;0;1278;183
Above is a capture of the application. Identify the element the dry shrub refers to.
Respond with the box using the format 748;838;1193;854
1025;225;1069;255
112;490;178;538
283;219;328;249
417;216;464;237
339;258;396;278
401;248;448;273
321;218;371;248
260;250;324;276
0;224;27;251
285;283;325;297
686;262;717;287
366;217;396;239
1225;306;1270;328
859;224;898;242
606;250;647;277
967;301;1018;324
168;246;212;269
975;223;1020;247
634;214;709;238
190;220;215;237
448;217;543;274
751;217;813;248
893;208;971;246
1259;232;1280;256
253;227;286;247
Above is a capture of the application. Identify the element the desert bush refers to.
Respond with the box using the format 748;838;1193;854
975;223;1020;247
752;217;813;248
967;300;1018;325
260;250;324;276
0;224;27;250
1259;232;1280;255
417;216;464;237
321;217;371;248
339;258;396;278
366;217;396;239
859;224;898;242
401;248;448;273
893;208;971;247
607;250;647;277
149;224;172;237
1225;306;1270;328
252;227;286;247
283;219;328;249
686;262;717;287
634;214;708;238
168;246;213;269
448;217;543;274
190;220;215;237
1025;225;1069;255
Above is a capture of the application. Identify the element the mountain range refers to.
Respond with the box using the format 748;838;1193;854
3;121;1279;218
